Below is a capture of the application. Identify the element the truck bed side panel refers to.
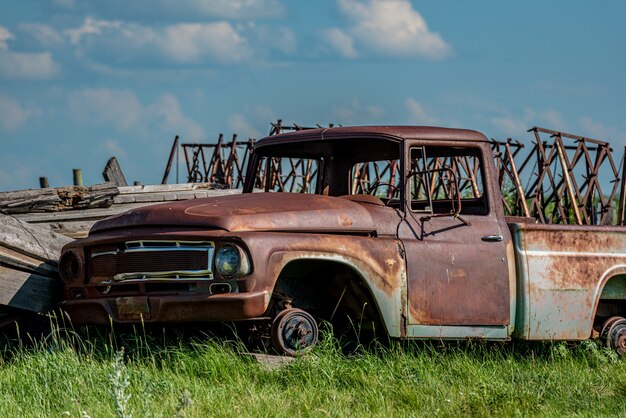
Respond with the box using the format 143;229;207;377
510;223;626;340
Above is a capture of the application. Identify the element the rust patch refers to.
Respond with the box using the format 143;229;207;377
260;233;404;298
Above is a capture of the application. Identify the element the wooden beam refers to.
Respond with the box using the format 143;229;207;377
102;157;128;187
0;183;118;214
0;266;59;313
0;213;72;262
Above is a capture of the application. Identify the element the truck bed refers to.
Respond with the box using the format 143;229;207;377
509;222;626;340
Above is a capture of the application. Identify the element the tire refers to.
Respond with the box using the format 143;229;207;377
605;318;626;357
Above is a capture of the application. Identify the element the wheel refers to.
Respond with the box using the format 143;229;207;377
271;308;318;356
605;318;626;356
600;316;622;341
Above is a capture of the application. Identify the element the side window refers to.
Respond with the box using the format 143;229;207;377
410;146;488;215
350;159;401;201
255;156;320;193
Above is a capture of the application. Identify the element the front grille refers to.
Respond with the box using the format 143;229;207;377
89;241;214;282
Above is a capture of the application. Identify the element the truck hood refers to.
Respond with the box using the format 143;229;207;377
91;192;401;235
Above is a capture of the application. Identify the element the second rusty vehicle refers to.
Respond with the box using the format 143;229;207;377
59;126;626;356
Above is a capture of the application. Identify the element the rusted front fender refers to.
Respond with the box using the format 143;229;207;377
240;232;407;338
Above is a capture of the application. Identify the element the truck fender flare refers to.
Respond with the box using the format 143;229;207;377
590;264;626;323
266;250;399;336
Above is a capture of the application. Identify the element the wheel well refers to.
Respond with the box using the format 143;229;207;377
272;259;387;337
594;275;626;330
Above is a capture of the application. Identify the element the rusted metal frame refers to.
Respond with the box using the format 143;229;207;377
230;143;247;189
388;160;399;199
504;142;531;217
283;158;299;192
161;135;180;185
302;159;313;193
457;156;480;198
199;146;211;182
581;144;608;215
223;135;239;188
619;147;626;225
182;144;194;182
357;163;371;194
371;162;383;195
576;141;598;211
238;139;255;188
592;145;620;223
182;144;204;182
209;134;225;184
549;136;588;224
351;163;362;194
553;135;583;224
530;131;566;223
555;137;590;223
428;159;443;197
534;126;606;146
271;158;287;192
287;158;300;193
534;134;571;224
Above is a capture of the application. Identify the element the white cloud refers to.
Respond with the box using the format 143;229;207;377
65;18;259;64
0;26;14;50
158;0;286;19
333;99;385;125
0;50;60;79
19;23;65;47
579;117;626;144
491;116;527;136
0;95;36;131
229;114;262;139
149;93;205;140
69;88;205;141
490;108;566;137
102;139;128;158
323;0;450;59
0;25;60;79
161;23;251;63
322;28;357;59
405;98;438;125
66;17;122;45
247;23;297;55
228;105;276;138
50;0;286;20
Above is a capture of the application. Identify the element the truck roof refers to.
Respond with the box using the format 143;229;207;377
256;125;489;146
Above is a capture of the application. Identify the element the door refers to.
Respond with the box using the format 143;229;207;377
401;145;511;326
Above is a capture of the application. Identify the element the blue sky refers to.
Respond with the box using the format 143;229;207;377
0;0;624;190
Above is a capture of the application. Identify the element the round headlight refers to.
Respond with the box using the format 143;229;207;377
59;250;82;283
215;245;241;277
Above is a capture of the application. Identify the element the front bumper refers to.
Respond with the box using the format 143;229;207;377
58;290;270;325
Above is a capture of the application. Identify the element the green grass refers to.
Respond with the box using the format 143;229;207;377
0;324;624;418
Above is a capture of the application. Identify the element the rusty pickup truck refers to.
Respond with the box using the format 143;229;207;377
58;126;626;356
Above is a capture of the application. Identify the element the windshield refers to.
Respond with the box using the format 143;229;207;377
246;136;402;205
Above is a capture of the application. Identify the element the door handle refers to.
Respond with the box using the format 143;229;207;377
481;235;503;242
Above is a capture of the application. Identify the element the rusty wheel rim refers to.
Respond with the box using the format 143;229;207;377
600;316;622;343
607;319;626;356
271;308;318;356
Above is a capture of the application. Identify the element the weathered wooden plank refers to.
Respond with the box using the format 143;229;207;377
0;214;72;261
0;183;118;214
0;266;58;313
102;157;128;187
0;246;58;275
117;183;217;194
